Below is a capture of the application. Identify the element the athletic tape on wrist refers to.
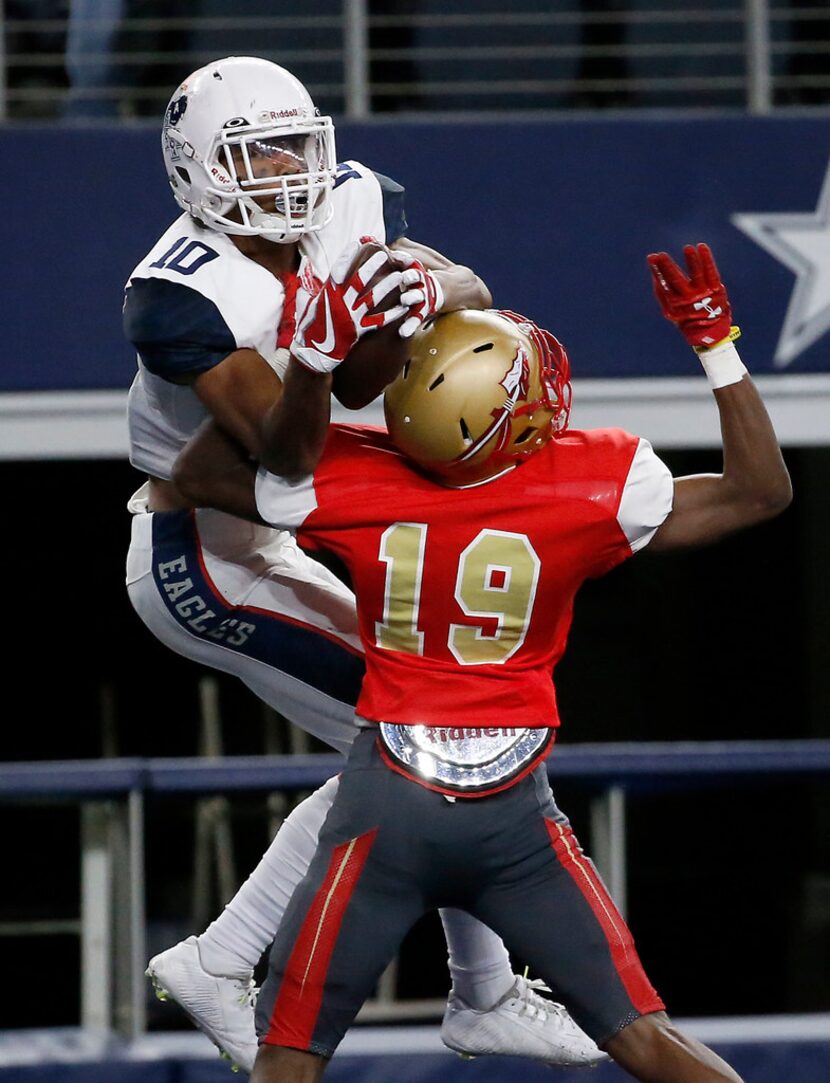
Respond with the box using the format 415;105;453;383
695;327;747;389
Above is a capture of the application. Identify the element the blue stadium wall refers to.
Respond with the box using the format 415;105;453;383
5;114;830;394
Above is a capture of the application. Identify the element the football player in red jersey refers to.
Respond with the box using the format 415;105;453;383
174;243;789;1083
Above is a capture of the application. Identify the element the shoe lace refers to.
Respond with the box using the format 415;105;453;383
231;976;258;1008
515;976;569;1024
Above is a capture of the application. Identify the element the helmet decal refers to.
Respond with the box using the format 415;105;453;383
455;346;531;464
166;94;188;126
261;108;303;121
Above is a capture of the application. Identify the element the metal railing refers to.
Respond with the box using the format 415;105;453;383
2;738;829;1037
2;1;830;122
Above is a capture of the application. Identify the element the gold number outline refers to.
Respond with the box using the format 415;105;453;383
448;529;541;665
374;522;428;656
374;524;541;666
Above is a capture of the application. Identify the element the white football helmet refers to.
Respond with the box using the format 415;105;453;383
161;56;337;243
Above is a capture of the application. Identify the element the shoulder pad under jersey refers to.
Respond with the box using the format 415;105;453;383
331;161;408;245
124;214;285;380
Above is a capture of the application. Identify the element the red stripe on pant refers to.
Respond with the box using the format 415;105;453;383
544;820;664;1014
264;827;379;1049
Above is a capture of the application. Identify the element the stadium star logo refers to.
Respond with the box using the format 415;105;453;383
732;159;830;367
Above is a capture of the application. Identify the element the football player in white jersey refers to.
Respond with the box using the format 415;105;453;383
125;57;603;1073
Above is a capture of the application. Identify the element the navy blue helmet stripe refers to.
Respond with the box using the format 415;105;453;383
151;510;364;707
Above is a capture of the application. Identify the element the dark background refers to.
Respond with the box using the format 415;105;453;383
2;445;828;1027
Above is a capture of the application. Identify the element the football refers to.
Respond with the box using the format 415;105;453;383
332;279;410;410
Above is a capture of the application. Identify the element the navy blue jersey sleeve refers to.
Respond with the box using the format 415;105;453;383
123;277;238;381
373;172;408;243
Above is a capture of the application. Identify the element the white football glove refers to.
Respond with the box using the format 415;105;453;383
394;257;445;339
291;240;407;373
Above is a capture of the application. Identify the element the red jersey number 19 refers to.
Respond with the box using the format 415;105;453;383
374;524;540;665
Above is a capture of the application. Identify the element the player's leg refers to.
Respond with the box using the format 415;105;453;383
132;507;515;970
251;1046;325;1083
149;776;593;1071
468;774;743;1081
198;776;341;977
147;776;341;1072
131;508;366;1069
605;1012;744;1082
438;908;513;1007
126;507;362;754
255;732;429;1071
437;907;606;1067
131;509;591;1063
131;510;518;1011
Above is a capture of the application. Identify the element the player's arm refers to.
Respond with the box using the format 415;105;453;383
123;275;313;501
174;359;331;515
330;238;492;411
650;378;791;551
191;348;289;475
173;417;263;524
390;236;492;315
390;237;492;342
175;273;365;504
195;241;402;479
645;244;792;553
173;350;331;511
174;350;334;517
191;347;331;479
255;360;333;481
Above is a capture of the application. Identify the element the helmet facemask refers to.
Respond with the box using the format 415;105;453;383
161;57;337;244
205;118;336;242
384;309;572;487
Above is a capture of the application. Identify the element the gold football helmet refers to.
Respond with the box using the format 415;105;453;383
384;308;572;486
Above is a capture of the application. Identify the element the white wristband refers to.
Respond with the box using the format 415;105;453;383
697;341;747;390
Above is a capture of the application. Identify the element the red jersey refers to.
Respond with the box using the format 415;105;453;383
256;425;673;729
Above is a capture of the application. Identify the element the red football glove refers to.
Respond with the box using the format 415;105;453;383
292;240;406;373
647;243;734;350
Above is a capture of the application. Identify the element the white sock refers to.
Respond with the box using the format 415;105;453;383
439;908;514;1010
195;777;514;1009
196;776;339;977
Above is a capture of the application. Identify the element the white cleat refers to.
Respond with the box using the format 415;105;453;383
441;975;609;1069
146;936;258;1074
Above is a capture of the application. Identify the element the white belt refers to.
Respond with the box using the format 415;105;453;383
377;723;553;796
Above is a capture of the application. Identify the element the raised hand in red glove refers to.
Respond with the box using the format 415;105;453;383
647;243;736;350
292;239;406;373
